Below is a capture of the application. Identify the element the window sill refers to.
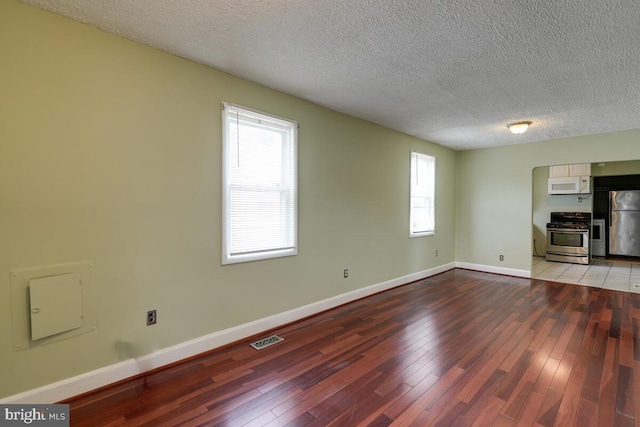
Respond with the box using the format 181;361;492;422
409;231;435;238
222;248;298;265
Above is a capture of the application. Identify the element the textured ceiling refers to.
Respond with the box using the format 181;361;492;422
21;0;640;150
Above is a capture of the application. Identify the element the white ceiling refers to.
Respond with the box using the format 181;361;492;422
22;0;640;150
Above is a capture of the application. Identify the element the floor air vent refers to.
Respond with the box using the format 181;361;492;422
250;335;284;350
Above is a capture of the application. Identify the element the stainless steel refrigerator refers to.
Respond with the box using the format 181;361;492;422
609;190;640;257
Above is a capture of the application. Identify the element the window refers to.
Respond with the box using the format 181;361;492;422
222;103;297;264
410;151;435;237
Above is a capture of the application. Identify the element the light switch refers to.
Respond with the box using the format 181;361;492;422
29;273;83;340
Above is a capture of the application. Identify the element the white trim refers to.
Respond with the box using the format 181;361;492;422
409;151;436;237
221;102;298;265
455;262;531;278
0;360;140;405
222;102;299;129
409;230;435;238
1;262;455;404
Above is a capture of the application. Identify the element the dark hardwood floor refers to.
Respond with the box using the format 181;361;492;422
64;269;640;426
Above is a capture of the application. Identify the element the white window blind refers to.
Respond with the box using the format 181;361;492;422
222;103;297;264
410;151;435;237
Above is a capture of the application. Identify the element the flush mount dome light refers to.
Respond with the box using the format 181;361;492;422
507;121;532;134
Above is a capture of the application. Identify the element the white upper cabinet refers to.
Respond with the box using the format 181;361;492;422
569;163;591;176
549;165;570;177
549;163;591;177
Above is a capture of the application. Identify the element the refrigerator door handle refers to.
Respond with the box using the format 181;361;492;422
609;191;612;227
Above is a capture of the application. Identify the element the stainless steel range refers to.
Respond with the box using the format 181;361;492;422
546;212;591;264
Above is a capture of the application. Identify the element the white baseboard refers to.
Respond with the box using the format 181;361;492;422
1;262;455;404
0;360;141;406
455;262;531;278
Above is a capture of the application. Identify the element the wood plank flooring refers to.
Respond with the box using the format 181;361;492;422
64;269;640;426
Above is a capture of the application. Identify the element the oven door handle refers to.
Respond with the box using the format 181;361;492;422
547;228;588;233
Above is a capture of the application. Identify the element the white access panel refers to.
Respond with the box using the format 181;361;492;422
11;261;96;351
29;273;83;340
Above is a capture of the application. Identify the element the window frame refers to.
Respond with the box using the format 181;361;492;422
221;102;298;265
409;151;436;238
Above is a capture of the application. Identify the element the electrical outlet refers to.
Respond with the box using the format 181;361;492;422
435;249;439;257
499;255;504;261
343;268;348;278
147;310;157;326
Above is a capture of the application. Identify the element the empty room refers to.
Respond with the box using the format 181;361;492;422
1;0;640;425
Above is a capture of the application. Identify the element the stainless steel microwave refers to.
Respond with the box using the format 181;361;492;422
548;176;590;195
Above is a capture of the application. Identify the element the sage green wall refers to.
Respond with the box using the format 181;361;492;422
456;130;640;271
0;1;457;398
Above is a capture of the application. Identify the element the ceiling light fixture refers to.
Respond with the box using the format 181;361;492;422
507;121;532;134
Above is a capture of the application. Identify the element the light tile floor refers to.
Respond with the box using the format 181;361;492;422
532;256;640;294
